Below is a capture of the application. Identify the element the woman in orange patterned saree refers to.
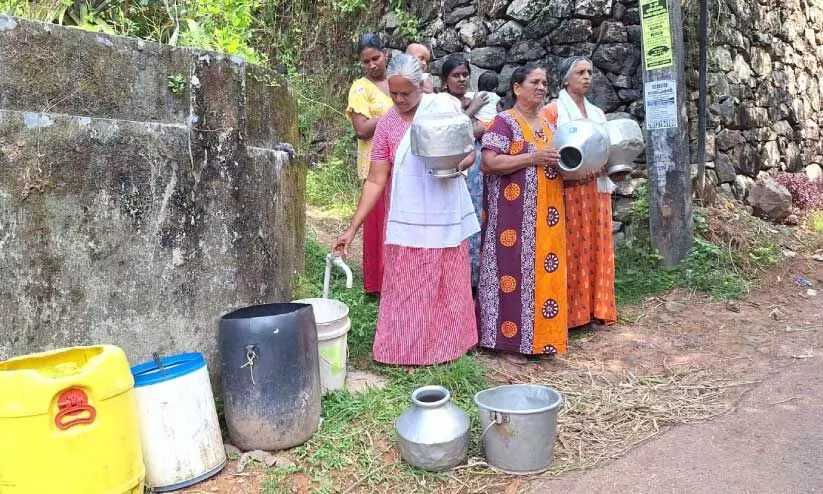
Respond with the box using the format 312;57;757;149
541;56;618;330
479;65;568;357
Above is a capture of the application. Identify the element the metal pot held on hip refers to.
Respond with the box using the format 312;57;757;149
604;118;645;177
551;119;610;181
410;112;474;177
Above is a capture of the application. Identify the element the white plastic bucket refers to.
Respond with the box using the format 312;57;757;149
292;298;351;393
131;353;226;492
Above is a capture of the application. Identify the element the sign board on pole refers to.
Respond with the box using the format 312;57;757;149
640;0;674;70
644;79;678;130
638;0;693;265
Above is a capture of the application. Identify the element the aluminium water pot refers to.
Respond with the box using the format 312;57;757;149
551;119;610;181
410;112;474;177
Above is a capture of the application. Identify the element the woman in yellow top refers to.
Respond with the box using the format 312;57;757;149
347;34;394;294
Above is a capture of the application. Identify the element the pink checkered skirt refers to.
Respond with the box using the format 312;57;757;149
373;241;478;366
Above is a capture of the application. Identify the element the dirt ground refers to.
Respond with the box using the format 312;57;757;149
520;254;823;493
510;254;823;382
528;355;823;493
306;206;363;263
180;211;823;493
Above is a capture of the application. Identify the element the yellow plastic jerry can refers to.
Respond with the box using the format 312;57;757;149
0;345;145;493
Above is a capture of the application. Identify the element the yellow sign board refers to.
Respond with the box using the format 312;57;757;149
640;0;673;70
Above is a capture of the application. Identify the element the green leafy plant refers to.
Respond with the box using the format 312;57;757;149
1;0;71;21
58;0;116;33
388;0;418;39
305;157;360;217
809;210;823;233
332;0;367;15
166;73;186;94
174;0;264;63
615;184;781;304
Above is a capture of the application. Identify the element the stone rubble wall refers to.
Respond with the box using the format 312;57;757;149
700;0;823;201
381;0;823;227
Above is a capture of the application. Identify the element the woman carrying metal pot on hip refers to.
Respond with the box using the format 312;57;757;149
333;54;479;367
478;64;568;360
540;56;618;331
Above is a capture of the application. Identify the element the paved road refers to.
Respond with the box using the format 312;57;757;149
529;356;823;494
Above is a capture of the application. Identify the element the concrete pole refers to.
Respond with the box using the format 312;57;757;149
639;0;693;265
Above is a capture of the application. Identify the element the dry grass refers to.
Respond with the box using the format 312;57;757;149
360;359;753;493
480;356;751;478
320;360;751;493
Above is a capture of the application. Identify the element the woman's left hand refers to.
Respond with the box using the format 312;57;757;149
332;228;357;258
457;150;476;172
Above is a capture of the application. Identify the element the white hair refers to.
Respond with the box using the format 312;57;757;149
562;56;593;85
386;53;423;86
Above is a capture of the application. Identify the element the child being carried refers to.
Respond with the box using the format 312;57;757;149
466;72;502;125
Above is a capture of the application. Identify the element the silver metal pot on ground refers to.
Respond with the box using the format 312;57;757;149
411;112;474;178
395;385;470;471
474;384;564;475
551;119;610;181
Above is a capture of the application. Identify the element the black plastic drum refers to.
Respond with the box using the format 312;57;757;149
218;303;321;451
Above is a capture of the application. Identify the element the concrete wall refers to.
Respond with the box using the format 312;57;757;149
0;17;305;365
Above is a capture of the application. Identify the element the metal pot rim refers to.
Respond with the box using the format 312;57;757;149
411;385;451;409
473;384;563;415
607;164;633;175
557;145;583;173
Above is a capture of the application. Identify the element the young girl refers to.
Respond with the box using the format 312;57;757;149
346;34;393;294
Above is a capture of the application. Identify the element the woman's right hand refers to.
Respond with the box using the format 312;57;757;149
332;228;357;258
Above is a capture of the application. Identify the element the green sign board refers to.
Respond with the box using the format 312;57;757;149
640;0;674;70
